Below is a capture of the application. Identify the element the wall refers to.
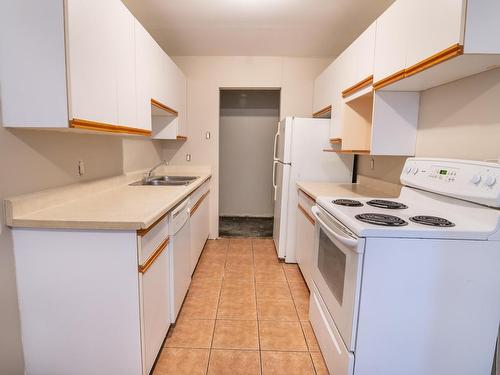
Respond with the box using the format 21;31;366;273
0;128;161;374
164;56;332;237
219;90;280;217
416;67;500;161
357;67;500;186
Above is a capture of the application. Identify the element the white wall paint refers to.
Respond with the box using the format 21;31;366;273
219;90;280;217
416;67;500;161
164;56;332;237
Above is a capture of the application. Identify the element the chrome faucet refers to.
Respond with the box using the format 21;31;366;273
146;160;168;180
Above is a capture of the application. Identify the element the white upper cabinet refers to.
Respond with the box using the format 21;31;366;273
1;0;187;138
374;0;500;91
67;0;135;127
135;20;187;140
405;0;465;69
113;0;138;128
340;22;376;99
353;22;377;83
135;20;156;131
373;0;409;85
312;63;334;117
0;0;69;127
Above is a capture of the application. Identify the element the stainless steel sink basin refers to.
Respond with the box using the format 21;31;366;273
130;175;199;186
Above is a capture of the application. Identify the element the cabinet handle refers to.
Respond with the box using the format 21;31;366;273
139;236;169;274
190;190;210;217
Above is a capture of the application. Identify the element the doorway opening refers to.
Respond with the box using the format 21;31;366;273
219;89;281;237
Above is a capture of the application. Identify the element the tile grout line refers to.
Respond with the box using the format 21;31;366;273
205;239;229;375
284;263;319;375
252;239;264;375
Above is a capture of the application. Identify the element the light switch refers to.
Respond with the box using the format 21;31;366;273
186;153;191;162
205;131;211;140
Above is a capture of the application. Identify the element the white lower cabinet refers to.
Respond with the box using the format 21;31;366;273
12;221;172;374
295;189;316;290
140;239;170;374
189;183;210;275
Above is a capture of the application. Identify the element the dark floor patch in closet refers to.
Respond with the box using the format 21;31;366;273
219;216;273;237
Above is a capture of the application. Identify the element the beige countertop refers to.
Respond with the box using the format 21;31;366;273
4;166;211;231
297;176;401;200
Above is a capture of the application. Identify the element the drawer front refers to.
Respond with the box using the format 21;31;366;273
189;179;210;209
138;213;170;265
298;189;316;224
310;283;354;375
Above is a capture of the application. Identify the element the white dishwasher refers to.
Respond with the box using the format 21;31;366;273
169;198;192;322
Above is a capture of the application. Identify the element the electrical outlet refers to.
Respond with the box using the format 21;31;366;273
186;153;191;162
78;160;85;176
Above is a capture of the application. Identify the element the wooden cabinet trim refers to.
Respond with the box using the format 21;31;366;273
323;149;371;155
373;44;464;90
137;212;169;237
298;204;315;225
138;236;169;274
190;190;210;217
312;105;332;118
176;135;188;141
69;118;152;136
151;98;178;116
329;138;342;145
373;69;406;90
342;75;374;98
404;43;464;78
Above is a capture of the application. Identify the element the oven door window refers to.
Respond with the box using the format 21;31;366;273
318;228;346;306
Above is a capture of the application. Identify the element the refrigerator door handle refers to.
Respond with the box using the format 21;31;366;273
272;160;278;200
273;125;280;161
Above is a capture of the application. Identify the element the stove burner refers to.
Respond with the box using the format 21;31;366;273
355;213;408;227
366;199;408;209
409;216;455;227
333;199;363;207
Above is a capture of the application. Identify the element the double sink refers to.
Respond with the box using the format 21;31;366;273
130;175;199;186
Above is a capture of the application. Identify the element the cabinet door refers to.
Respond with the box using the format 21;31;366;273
296;207;315;290
165;56;187;135
112;0;137;127
135;20;154;131
190;196;209;275
141;246;170;374
405;0;465;69
340;43;358;92
355;22;376;82
313;63;334;114
67;0;117;124
373;0;410;84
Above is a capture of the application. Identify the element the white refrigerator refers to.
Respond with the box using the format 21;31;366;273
272;117;353;262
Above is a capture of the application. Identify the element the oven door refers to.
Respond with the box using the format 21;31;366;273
311;205;365;351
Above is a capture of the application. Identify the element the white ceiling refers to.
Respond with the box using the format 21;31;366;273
122;0;394;57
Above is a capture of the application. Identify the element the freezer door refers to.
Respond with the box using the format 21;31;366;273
273;161;290;259
276;118;293;164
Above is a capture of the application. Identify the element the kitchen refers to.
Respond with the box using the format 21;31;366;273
1;0;500;374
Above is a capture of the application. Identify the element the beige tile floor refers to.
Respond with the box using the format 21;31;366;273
153;238;330;375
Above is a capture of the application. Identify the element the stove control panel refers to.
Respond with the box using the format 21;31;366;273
401;158;500;207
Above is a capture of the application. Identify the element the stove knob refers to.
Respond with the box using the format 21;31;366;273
412;167;419;175
405;166;412;174
485;175;497;187
470;175;482;185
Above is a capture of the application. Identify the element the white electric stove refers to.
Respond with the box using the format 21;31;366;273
309;158;500;375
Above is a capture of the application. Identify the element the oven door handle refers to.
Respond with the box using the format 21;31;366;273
311;206;358;247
